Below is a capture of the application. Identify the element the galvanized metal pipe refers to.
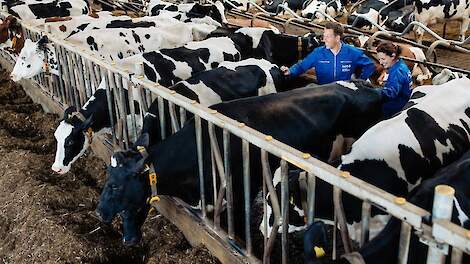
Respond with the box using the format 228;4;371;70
280;159;289;264
195;115;207;219
360;201;371;247
242;138;252;255
223;129;235;239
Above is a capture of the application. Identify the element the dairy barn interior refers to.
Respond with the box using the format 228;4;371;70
0;0;469;263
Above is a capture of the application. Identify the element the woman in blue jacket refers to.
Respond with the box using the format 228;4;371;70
376;42;412;118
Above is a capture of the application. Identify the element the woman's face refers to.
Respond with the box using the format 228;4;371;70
377;52;395;69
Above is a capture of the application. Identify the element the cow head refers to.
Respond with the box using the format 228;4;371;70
51;106;94;174
10;35;49;81
96;133;150;246
432;68;468;85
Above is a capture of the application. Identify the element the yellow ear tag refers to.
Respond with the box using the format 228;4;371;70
313;246;325;258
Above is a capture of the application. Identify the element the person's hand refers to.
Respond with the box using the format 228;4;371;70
280;66;290;75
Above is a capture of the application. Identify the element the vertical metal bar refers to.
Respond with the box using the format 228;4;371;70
117;75;130;149
223;129;234;239
73;53;86;105
103;68;117;147
261;150;281;264
195;115;206;219
333;187;353;253
427;185;455;264
157;96;166;140
333;211;337;260
211;148;219;228
179;107;187;127
280;159;289;264
58;46;72;106
307;172;316;225
397;222;412;264
126;80;138;143
361;201;371;247
66;49;80;108
263;163;268;253
242;139;252;255
168;101;180;133
451;248;463;264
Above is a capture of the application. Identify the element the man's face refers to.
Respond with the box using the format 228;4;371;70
323;29;340;49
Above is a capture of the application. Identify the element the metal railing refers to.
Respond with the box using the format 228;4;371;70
0;4;469;264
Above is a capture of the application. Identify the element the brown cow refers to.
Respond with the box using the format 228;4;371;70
346;35;432;86
0;16;24;55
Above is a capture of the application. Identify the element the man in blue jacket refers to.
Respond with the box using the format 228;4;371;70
281;22;376;85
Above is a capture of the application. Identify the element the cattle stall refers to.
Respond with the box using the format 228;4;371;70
0;4;469;264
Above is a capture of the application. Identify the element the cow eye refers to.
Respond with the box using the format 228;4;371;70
66;139;74;146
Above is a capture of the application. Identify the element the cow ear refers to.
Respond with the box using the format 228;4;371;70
133;133;149;149
37;35;49;50
80;114;94;130
63;106;76;121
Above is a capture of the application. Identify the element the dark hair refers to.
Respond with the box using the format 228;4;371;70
324;22;344;37
376;41;401;58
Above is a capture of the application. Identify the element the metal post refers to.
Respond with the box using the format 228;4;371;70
242;138;252;255
307;172;316;225
223;129;234;239
427;185;455;264
398;222;412;264
280;159;289;264
157;96;166;140
361;201;371;247
333;187;353;253
195;115;206;219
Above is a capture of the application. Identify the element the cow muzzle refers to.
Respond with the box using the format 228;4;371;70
51;163;70;174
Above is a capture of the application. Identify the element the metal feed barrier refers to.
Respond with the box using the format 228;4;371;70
0;5;469;264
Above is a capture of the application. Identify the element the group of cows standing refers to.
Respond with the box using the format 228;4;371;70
0;0;469;263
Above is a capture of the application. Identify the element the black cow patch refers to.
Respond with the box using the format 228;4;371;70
131;30;141;44
410;91;426;99
145;34;150;39
86;36;98;51
106;20;156;29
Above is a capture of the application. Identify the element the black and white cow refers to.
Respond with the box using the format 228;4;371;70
209;27;320;67
147;0;227;24
347;0;413;29
383;6;415;33
52;81;110;174
95;80;385;245
335;150;470;264
301;0;345;22
259;77;470;256
139;58;314;146
264;0;308;13
414;0;470;43
7;0;89;20
10;19;216;81
120;36;242;87
10;36;59;81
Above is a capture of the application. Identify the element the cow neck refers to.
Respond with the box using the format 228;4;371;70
68;111;94;144
145;125;201;206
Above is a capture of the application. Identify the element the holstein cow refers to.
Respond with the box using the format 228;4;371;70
120;36;242;87
383;6;415;33
95;80;385;245
10;20;217;81
264;0;308;13
301;0;345;22
51;81;111;174
146;0;227;24
65;15;220;39
347;0;413;29
208;27;320;67
51;58;290;173
345;35;432;85
432;68;469;85
7;0;89;20
330;150;470;264
65;21;195;62
414;0;470;43
259;77;470;260
138;58;314;146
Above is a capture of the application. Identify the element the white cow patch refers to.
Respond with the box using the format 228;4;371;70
235;27;279;48
184;80;222;105
110;156;117;167
454;197;469;226
336;81;358;90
